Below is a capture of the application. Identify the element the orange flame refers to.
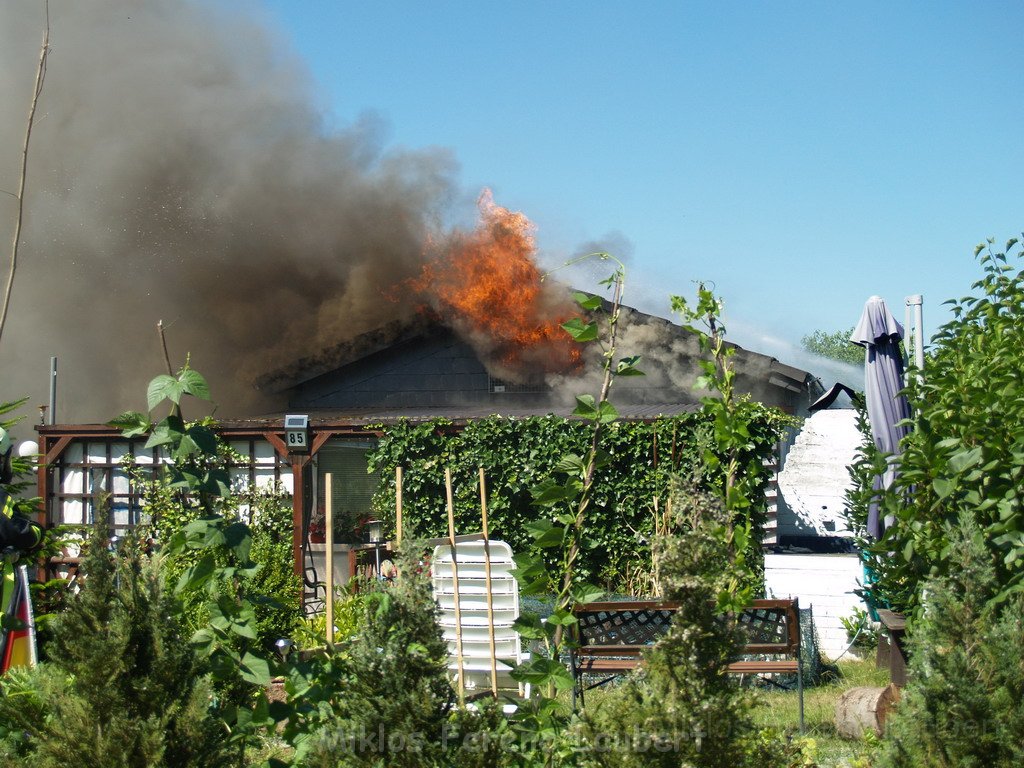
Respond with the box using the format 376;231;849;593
409;190;581;379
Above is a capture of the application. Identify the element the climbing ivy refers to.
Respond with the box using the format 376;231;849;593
369;411;784;591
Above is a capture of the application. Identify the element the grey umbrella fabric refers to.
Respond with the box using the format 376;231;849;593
851;296;911;539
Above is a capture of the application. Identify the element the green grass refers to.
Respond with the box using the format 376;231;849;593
752;657;890;767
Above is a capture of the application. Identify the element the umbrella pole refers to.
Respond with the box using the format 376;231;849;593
445;468;465;706
479;467;499;699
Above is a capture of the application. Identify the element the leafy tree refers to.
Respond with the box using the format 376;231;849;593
113;363;287;763
800;327;863;365
0;520;229;768
849;238;1024;613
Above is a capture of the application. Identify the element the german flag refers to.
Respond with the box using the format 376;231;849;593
0;565;37;673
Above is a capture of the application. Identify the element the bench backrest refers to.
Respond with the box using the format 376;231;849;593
572;598;800;656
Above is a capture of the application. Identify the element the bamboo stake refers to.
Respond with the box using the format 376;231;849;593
395;466;404;545
325;473;334;645
445;468;465;706
479;468;499;698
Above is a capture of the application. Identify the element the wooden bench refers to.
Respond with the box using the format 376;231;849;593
569;598;804;731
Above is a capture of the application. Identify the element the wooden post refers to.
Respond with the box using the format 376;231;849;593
479;467;499;698
324;473;334;645
395;466;404;546
445;468;465;706
290;457;304;579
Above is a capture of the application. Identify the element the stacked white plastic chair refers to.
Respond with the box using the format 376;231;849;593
431;540;527;701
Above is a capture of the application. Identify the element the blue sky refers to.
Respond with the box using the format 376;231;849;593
254;0;1022;363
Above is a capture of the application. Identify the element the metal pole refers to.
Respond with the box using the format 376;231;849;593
48;356;56;424
906;295;924;373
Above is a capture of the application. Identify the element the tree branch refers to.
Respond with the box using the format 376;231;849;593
0;3;50;346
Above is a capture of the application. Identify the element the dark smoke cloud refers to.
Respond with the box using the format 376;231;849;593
1;0;458;421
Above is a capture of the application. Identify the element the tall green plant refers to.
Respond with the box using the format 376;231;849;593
113;364;281;764
849;238;1024;613
303;546;454;768
671;283;791;608
510;258;635;698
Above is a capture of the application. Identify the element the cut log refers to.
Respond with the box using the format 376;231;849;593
835;684;901;739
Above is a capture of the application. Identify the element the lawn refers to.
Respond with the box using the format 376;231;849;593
752;657;890;767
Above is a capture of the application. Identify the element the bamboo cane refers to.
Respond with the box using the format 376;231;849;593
395;466;404;546
324;473;335;645
479;467;499;698
445;468;465;706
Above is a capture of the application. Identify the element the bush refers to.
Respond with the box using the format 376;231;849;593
368;411;787;593
0;521;229;767
139;469;301;654
876;516;1024;768
849;239;1024;613
305;545;456;768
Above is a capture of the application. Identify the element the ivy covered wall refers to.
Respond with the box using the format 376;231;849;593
366;407;789;593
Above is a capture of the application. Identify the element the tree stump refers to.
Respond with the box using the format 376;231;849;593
835;684;900;739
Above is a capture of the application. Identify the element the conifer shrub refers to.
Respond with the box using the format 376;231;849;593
306;545;457;768
0;520;228;767
576;483;795;768
876;516;1024;768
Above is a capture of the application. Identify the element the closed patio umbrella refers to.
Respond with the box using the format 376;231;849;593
851;296;911;540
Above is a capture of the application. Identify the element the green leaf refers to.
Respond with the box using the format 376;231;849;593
147;374;184;410
178;368;211;400
554;453;586;476
186;423;219;455
545;608;577;626
561;318;599;342
948;447;983;474
572;395;598;419
597;400;619;424
108;411;151;437
572;292;603;311
615;356;645;377
176;554;216;594
570;582;604;604
239;653;273;686
512;612;546;640
173;433;201;461
224;521;253;563
525;519;565;547
510;656;573;689
530;480;572;506
932;477;954;499
201;468;232;497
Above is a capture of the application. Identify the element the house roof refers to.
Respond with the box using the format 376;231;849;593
256;299;814;402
